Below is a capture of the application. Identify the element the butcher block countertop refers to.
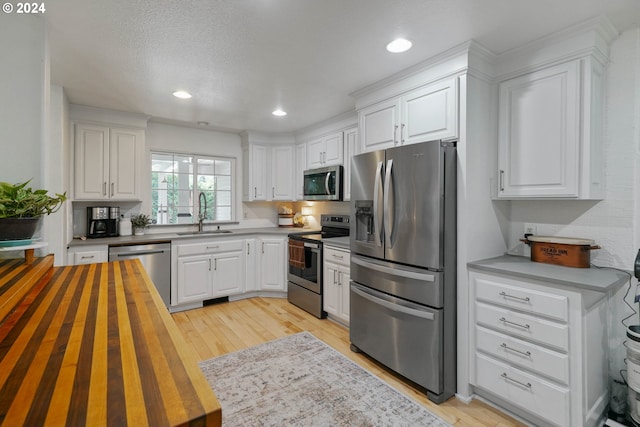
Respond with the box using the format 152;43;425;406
0;257;221;426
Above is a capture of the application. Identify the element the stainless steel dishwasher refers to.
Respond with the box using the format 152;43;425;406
108;243;171;308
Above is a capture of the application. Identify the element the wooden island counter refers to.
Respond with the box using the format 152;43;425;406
0;257;221;426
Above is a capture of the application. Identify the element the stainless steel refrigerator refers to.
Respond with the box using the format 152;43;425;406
349;139;456;403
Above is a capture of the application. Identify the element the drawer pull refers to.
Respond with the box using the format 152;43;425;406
81;255;95;259
499;317;530;330
206;245;219;249
501;372;532;389
332;254;344;260
500;343;531;357
499;291;530;302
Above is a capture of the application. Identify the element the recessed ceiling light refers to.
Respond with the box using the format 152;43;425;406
197;121;209;126
272;109;287;117
386;38;412;53
173;90;192;99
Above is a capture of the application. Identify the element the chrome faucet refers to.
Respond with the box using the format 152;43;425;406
198;192;207;232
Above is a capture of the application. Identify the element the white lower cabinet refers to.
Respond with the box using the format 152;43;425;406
176;254;213;304
323;246;350;324
68;245;108;265
171;235;288;309
174;239;245;306
468;269;609;427
258;236;287;291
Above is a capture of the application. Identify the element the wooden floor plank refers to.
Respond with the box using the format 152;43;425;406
172;297;526;427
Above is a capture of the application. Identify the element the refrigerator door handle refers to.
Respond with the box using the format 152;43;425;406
373;161;384;247
383;159;393;248
351;256;436;282
324;172;331;195
351;285;435;320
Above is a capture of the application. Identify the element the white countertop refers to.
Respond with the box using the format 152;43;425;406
468;254;629;293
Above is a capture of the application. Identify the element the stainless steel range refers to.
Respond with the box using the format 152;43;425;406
287;214;350;318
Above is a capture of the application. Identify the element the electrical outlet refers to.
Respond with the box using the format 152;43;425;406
524;223;537;236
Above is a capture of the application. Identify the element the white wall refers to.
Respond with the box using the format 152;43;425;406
0;15;46;185
43;85;70;265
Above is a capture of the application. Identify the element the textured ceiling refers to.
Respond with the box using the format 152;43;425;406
45;0;640;134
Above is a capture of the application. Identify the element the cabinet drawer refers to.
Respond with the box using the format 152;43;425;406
324;247;350;266
475;302;568;352
476;325;569;385
73;250;107;265
177;240;243;256
476;353;569;427
475;275;568;322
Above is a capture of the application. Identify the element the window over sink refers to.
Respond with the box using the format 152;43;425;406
151;151;235;225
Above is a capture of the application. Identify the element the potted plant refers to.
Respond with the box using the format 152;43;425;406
131;213;152;235
0;180;67;241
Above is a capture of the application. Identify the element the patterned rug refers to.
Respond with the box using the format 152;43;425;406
199;332;452;427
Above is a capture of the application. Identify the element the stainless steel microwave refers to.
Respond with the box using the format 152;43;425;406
303;165;343;201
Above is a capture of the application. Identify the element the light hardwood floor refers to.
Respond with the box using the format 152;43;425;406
172;297;525;427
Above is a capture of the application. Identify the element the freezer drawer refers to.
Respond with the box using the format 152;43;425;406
350;282;444;399
351;254;443;308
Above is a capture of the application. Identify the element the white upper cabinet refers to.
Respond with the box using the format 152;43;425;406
358;76;458;152
243;143;268;201
497;57;604;199
270;145;294;200
74;123;144;200
243;137;295;202
295;144;306;200
306;132;344;168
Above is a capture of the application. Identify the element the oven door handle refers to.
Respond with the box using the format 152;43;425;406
351;285;435;320
352;256;435;282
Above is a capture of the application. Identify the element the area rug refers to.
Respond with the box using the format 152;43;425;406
199;331;452;427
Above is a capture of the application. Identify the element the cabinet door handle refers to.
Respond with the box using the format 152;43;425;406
333;270;337;284
499;291;530;302
501;372;532;389
272;187;275;198
338;271;342;286
500;343;531;357
499;317;530;330
111;182;114;196
393;125;398;145
401;123;405;144
214;258;217;270
208;259;212;271
254;187;257;198
499;170;505;192
262;242;265;254
103;182;107;196
247;243;250;255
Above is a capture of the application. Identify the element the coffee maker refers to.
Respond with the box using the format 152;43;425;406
87;207;119;238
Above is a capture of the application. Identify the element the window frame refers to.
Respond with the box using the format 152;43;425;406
150;150;236;226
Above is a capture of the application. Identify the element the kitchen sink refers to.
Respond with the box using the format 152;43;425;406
176;230;233;236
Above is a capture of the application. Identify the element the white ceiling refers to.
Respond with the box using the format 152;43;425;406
45;0;640;134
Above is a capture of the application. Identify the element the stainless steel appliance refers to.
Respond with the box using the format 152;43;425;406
108;243;171;308
87;206;118;238
349;139;457;403
303;165;343;201
288;214;350;318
